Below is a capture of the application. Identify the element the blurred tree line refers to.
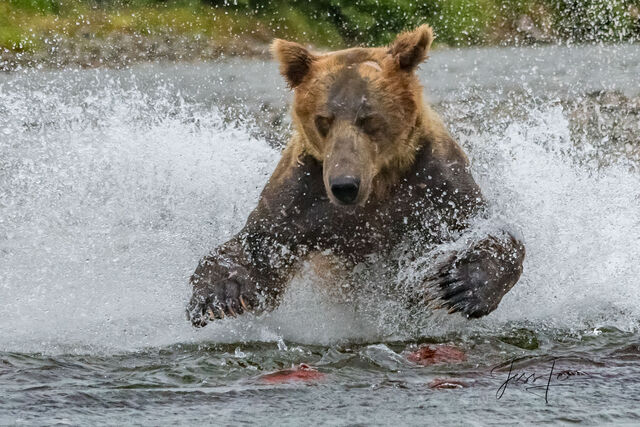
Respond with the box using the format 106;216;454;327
136;0;639;45
1;0;639;61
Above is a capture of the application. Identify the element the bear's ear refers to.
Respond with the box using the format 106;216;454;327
271;39;316;88
388;24;434;72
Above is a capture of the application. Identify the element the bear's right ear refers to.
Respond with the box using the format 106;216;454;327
271;39;316;88
388;24;434;72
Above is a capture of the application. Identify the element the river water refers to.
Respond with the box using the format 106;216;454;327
1;44;640;424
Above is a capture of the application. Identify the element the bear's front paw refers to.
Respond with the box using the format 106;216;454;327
186;263;259;327
425;239;522;318
426;257;499;318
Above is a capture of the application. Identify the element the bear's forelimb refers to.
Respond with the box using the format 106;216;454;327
187;147;313;327
423;232;525;318
186;234;301;326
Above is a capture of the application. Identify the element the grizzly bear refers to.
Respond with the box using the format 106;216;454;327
186;25;525;326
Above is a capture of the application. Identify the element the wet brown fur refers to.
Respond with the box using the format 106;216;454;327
271;26;460;203
187;25;525;326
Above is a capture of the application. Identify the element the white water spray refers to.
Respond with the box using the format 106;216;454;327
1;62;639;354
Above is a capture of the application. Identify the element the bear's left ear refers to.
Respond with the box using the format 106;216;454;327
271;39;317;88
388;24;434;72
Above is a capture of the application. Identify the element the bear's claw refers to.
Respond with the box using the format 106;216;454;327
427;264;497;318
424;262;492;318
425;235;524;318
186;273;259;327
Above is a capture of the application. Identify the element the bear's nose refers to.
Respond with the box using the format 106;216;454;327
330;176;360;205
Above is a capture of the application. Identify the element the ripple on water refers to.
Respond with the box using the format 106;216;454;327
1;45;640;423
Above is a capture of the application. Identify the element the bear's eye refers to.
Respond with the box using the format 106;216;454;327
355;115;384;136
315;115;333;137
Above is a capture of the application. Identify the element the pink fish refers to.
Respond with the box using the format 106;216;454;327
406;344;467;366
260;363;326;383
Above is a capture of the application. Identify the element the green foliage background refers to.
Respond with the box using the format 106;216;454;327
1;0;638;61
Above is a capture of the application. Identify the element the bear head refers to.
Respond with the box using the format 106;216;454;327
272;25;434;206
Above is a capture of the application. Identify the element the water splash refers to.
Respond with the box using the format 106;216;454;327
1;63;639;355
0;73;279;353
469;104;640;330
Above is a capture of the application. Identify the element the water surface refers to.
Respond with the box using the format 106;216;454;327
1;44;640;424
